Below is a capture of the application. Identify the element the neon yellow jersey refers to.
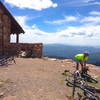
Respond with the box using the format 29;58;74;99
75;54;88;61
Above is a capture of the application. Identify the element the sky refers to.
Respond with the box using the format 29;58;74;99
1;0;100;46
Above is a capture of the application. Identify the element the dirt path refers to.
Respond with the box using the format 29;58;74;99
0;58;99;100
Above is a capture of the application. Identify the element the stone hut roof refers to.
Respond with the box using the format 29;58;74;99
0;1;24;34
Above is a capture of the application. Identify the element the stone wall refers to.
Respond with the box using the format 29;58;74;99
0;8;11;55
0;9;3;55
0;9;11;44
18;43;43;58
4;43;43;58
3;14;11;44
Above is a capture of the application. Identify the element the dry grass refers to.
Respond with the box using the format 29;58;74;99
0;79;11;88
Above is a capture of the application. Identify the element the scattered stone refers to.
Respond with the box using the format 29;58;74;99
61;65;65;67
49;58;57;61
42;57;57;61
61;59;74;63
42;57;49;60
0;92;5;98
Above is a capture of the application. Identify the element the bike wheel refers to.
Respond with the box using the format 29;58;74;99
83;74;98;83
66;73;74;87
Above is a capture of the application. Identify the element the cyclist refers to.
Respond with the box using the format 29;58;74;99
75;52;89;73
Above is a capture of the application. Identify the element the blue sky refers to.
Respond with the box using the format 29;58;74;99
2;0;100;46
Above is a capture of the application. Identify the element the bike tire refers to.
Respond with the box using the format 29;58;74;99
65;72;74;87
66;81;74;87
82;96;100;100
83;74;98;83
85;86;100;93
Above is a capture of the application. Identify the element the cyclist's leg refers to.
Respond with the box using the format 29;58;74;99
76;60;79;70
79;60;86;75
79;61;87;76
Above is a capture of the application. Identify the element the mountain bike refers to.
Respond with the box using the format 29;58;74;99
65;69;87;88
66;76;100;100
65;69;85;97
65;67;98;87
65;69;99;98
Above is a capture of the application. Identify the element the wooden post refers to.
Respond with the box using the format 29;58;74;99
16;34;19;44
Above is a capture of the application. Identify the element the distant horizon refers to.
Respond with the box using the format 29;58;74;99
43;43;100;47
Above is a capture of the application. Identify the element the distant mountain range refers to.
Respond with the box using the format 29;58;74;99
89;52;100;66
43;44;100;66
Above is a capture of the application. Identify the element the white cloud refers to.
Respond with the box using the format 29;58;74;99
57;25;100;38
15;16;28;28
45;14;100;25
61;0;100;7
45;16;78;24
5;0;58;10
94;1;100;5
11;16;100;46
89;11;100;16
80;16;100;24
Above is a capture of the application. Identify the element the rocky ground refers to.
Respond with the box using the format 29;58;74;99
0;57;100;100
